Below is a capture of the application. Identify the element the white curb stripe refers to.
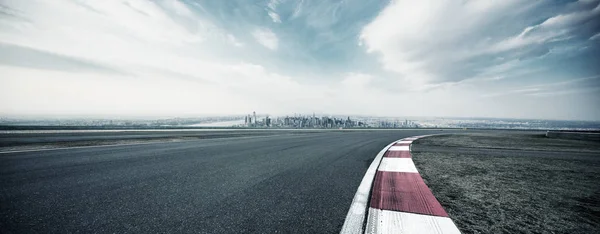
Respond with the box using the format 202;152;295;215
395;140;413;144
388;145;410;151
377;158;418;173
340;140;399;234
365;208;461;234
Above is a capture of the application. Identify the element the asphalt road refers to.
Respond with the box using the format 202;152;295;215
0;129;452;233
0;129;320;148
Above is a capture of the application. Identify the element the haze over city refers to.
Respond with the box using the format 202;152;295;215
1;0;599;120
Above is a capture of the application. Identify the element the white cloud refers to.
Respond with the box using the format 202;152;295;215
0;0;598;120
0;1;393;116
360;0;523;85
266;0;281;23
291;0;305;18
0;0;223;68
227;34;244;47
482;75;600;98
0;0;290;116
341;73;373;87
252;28;278;50
360;0;599;88
491;2;600;53
268;11;281;23
267;0;280;11
160;0;194;17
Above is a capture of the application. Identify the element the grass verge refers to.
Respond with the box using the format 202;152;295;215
412;133;600;234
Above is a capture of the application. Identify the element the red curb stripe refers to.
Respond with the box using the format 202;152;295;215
370;171;449;217
393;142;411;146
384;150;412;158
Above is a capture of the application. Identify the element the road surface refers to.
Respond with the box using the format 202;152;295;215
1;129;454;233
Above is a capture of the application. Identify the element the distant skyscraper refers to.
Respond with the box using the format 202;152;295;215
253;111;256;125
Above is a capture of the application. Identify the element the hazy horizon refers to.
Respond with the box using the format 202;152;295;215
1;0;599;121
1;113;599;123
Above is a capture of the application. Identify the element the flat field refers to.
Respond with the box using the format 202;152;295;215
412;133;600;234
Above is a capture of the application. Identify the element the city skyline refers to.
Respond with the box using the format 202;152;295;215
2;111;598;131
1;0;599;121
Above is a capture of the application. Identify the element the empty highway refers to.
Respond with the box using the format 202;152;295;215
1;129;455;233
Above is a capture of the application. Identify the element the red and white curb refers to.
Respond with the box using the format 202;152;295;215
341;135;461;234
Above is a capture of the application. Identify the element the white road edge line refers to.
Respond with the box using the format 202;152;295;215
0;142;172;154
340;139;402;234
0;129;450;134
0;134;288;154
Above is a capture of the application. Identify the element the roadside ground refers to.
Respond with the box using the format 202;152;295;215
411;133;600;234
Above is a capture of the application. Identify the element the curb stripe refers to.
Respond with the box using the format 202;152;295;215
341;135;461;234
365;208;461;234
377;158;418;173
394;140;413;145
340;141;398;234
369;171;448;217
383;151;411;158
388;145;410;151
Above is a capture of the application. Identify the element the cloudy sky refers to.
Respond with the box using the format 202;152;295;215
1;0;599;120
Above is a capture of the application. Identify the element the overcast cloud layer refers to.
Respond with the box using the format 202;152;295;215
0;0;599;120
